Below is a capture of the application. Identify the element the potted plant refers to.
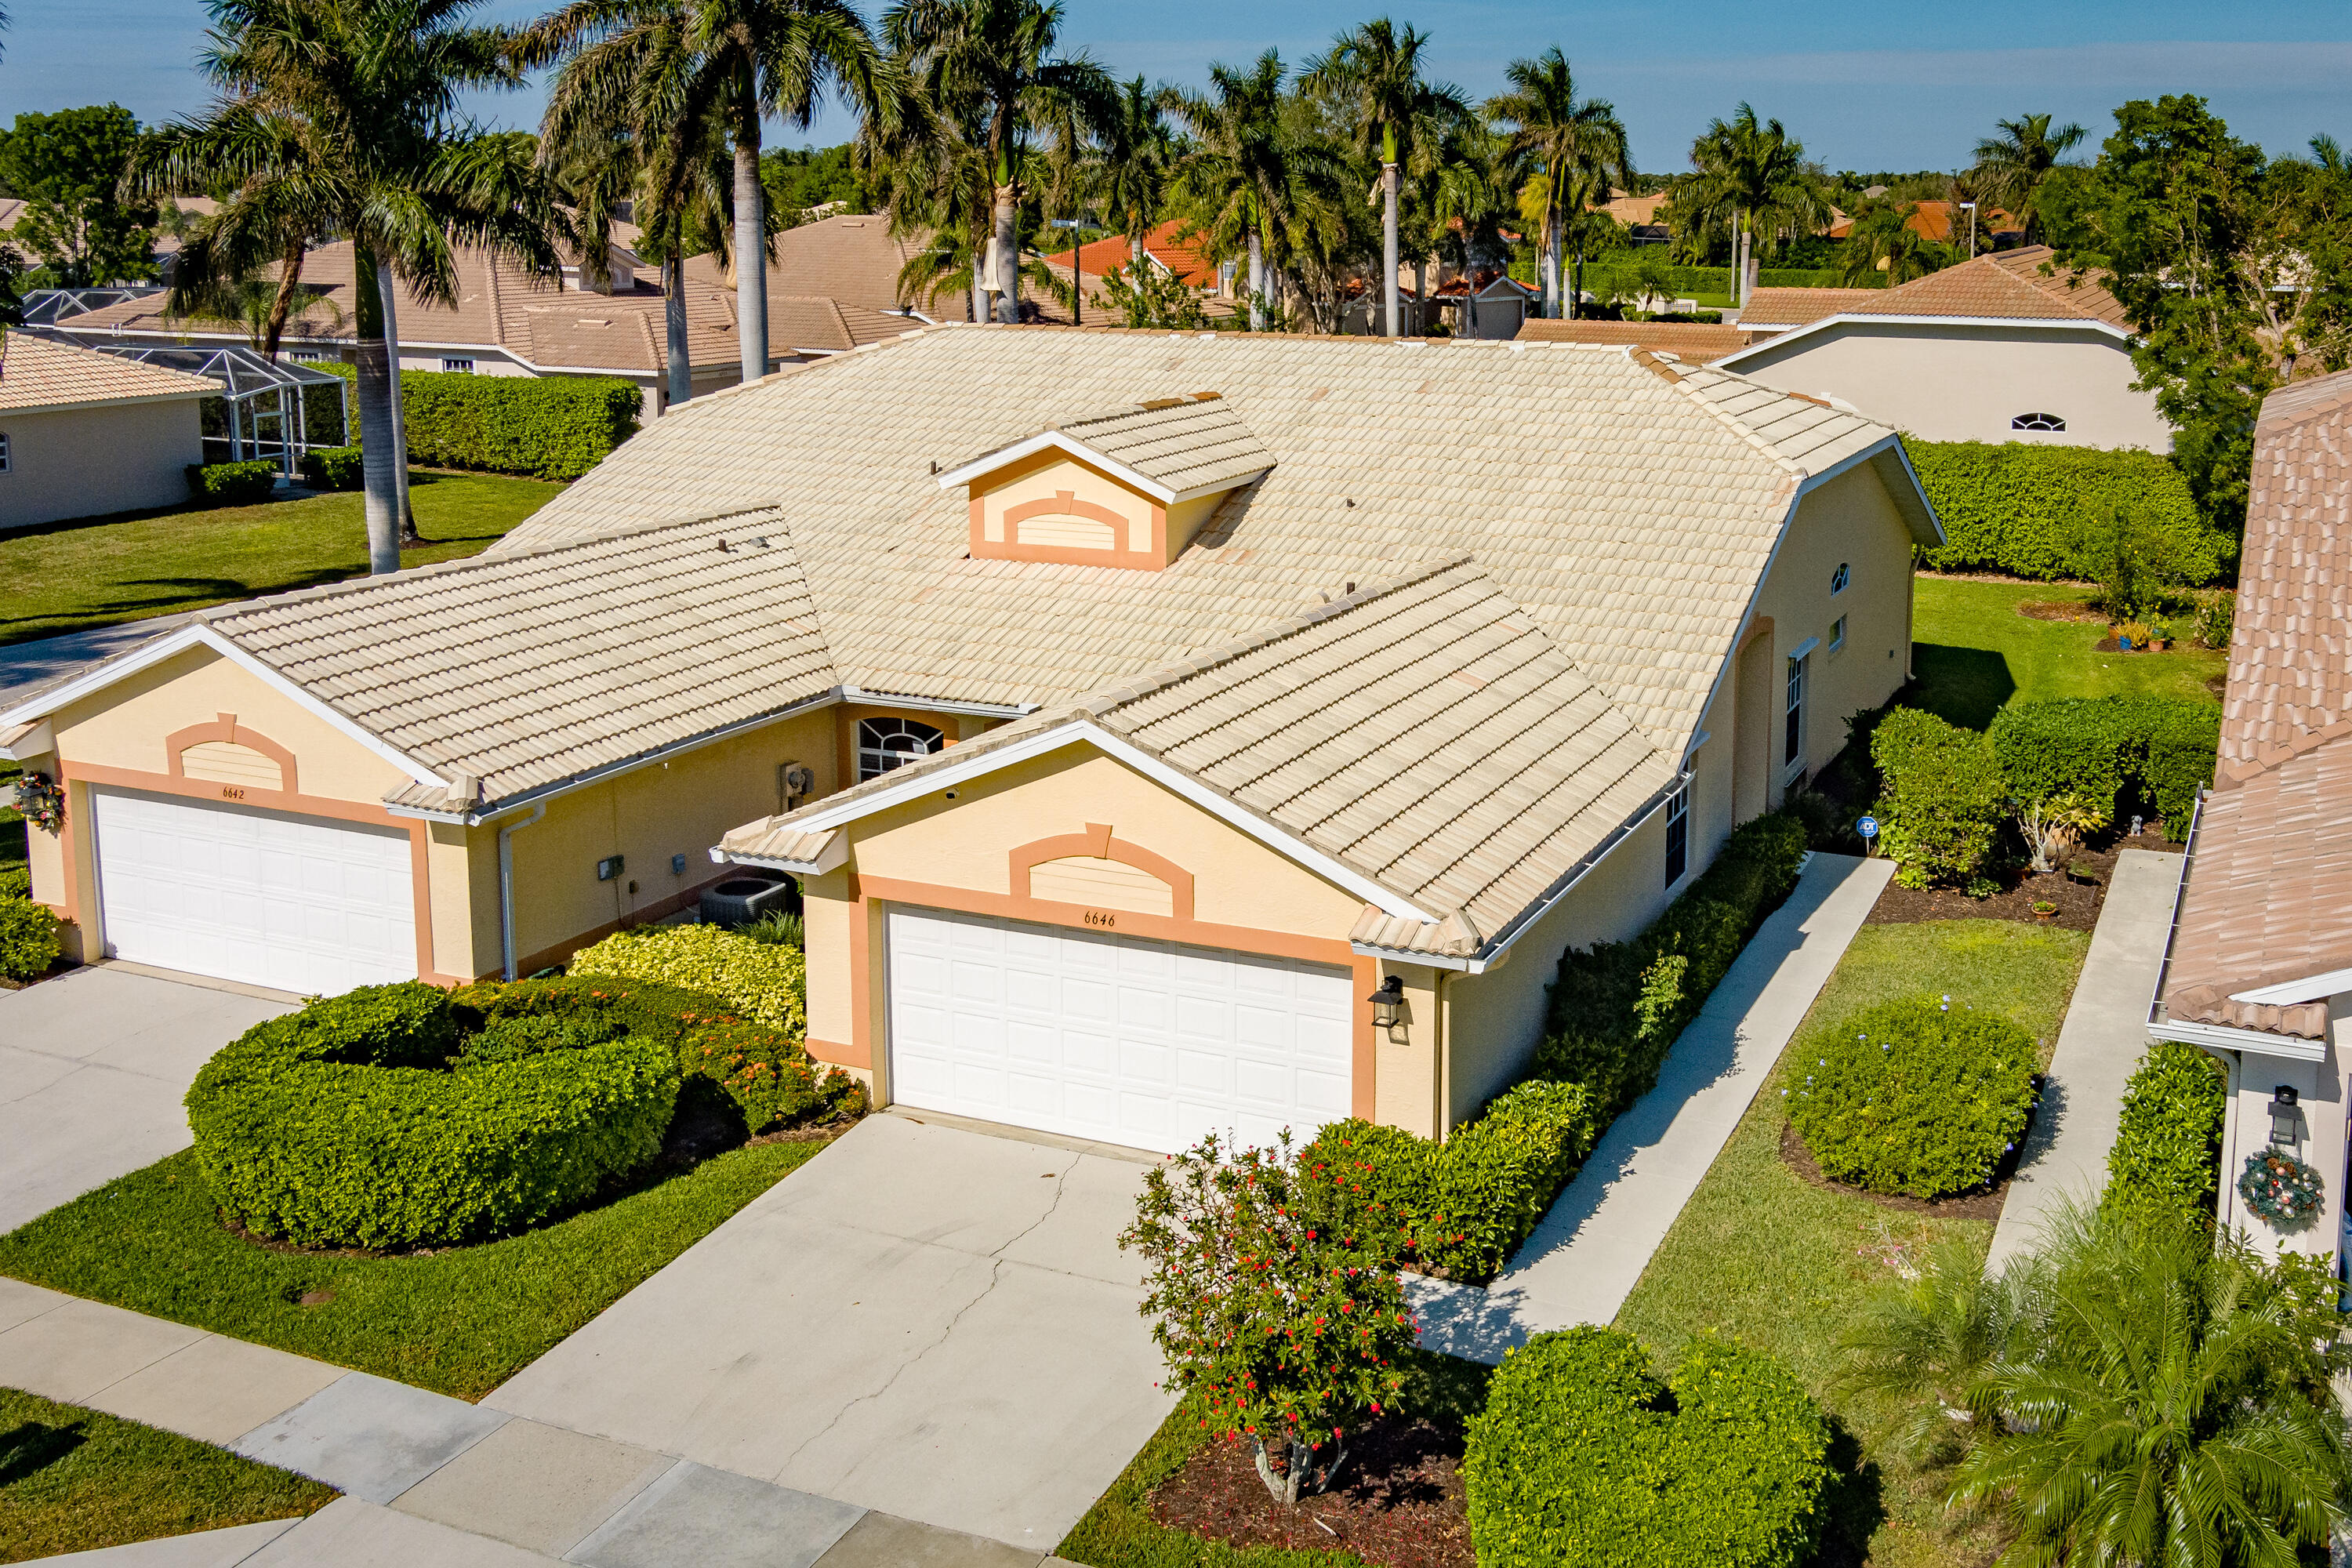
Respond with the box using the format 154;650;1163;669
2031;899;2059;920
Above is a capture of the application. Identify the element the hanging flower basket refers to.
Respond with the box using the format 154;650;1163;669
10;771;64;836
2237;1148;2325;1231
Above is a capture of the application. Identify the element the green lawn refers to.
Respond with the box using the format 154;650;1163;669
0;1139;824;1402
1613;920;2092;1568
0;1387;333;1563
0;470;561;648
1910;575;2226;731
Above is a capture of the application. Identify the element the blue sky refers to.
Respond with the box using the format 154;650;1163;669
6;0;2348;172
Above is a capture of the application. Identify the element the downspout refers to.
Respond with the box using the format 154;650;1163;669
497;803;548;981
1435;968;1451;1145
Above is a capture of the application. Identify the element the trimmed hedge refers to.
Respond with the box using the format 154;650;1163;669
1465;1327;1831;1568
315;361;637;480
1787;998;2039;1199
187;982;679;1249
184;459;280;504
1298;1079;1599;1282
1871;708;2005;888
450;975;862;1134
1;895;60;980
0;866;30;899
297;445;364;490
1905;439;2227;585
2103;1039;2228;1225
568;924;807;1038
1989;698;2221;839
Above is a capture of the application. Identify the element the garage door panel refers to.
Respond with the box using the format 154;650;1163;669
887;906;1355;1156
93;788;417;996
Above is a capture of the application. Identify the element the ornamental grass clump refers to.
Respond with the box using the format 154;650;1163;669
1787;997;2038;1200
1121;1131;1417;1505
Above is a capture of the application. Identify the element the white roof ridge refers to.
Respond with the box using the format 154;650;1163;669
1646;356;1809;479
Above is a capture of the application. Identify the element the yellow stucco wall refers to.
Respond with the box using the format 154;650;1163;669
0;400;207;532
975;452;1153;554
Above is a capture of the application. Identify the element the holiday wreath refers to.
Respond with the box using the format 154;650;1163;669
2237;1148;2325;1230
10;771;64;835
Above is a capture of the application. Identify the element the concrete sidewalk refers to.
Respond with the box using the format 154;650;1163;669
1410;851;1896;1363
1985;849;2184;1273
0;1276;1055;1567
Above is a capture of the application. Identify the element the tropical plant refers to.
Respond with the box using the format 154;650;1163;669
132;0;564;573
1096;260;1202;328
1839;1237;2026;1466
1676;103;1831;304
2016;789;2104;874
1166;51;1312;332
1488;47;1627;321
1970;111;2087;245
1098;74;1179;278
1301;18;1463;337
1837;201;1945;286
1121;1131;1414;1505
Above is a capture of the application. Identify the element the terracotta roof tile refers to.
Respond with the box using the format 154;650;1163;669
1737;248;2126;332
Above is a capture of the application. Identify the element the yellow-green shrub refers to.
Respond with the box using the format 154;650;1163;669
0;895;60;980
568;925;806;1037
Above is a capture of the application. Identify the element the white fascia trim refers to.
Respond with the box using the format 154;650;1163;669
717;835;848;877
0;720;54;761
1714;312;2132;369
935;430;1180;504
786;720;1437;923
1789;433;1945;546
840;685;1037;718
1787;636;1820;662
2230;968;2352;1007
2147;1017;2327;1063
0;624;445;789
7;387;216;415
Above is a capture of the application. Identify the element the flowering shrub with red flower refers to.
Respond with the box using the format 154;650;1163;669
1120;1129;1415;1504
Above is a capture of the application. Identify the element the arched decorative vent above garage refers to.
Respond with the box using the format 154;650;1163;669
2011;412;2067;432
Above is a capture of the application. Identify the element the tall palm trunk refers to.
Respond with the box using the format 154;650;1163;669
351;246;402;575
1381;161;1399;337
375;259;417;546
1247;228;1264;332
991;180;1019;325
1544;213;1562;318
733;103;768;386
664;253;691;409
971;249;985;321
260;240;308;361
1414;257;1427;335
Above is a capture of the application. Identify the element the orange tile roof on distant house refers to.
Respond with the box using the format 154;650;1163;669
1514;319;1759;365
1733;288;1886;328
2155;365;2352;1043
1733;247;2128;335
1593;190;1669;227
1041;221;1221;290
0;332;219;413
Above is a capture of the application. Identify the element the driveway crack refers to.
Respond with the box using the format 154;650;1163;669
990;1155;1076;1260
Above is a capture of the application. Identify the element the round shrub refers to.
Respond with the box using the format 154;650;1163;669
568;924;806;1036
1788;998;2038;1199
1465;1326;1831;1568
187;982;679;1250
0;895;62;981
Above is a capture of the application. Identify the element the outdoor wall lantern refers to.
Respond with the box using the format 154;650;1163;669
2268;1085;2302;1146
1368;976;1410;1041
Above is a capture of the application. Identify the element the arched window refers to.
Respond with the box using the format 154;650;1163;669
1830;561;1850;596
2011;412;2066;432
856;716;945;781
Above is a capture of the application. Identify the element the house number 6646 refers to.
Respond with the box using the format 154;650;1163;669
1083;910;1116;928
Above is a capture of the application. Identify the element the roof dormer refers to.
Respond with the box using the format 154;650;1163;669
937;393;1273;570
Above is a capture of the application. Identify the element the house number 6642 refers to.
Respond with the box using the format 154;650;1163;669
1083;909;1116;928
220;786;246;801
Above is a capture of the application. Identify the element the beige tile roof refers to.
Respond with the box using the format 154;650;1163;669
1514;319;1759;365
956;394;1275;496
2161;366;2352;1036
196;510;837;812
1738;248;2127;333
499;327;1918;754
0;332;219;412
724;557;1679;958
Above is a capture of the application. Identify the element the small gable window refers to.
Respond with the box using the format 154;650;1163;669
441;357;477;374
1830;561;1850;596
0;431;10;473
2011;412;2066;432
857;716;946;782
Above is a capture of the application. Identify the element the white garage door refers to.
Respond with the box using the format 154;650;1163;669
886;906;1354;1155
92;787;417;995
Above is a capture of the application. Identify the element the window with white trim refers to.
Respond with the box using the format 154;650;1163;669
856;716;946;782
441;358;476;373
1664;784;1690;889
1830;561;1850;595
1784;653;1809;771
287;350;325;364
0;431;10;474
1829;615;1847;653
2011;412;2065;432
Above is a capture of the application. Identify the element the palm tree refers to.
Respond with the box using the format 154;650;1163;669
1970;113;2085;246
1101;74;1178;280
134;0;564;575
1677;103;1829;307
1166;51;1319;332
1838;202;1944;286
884;0;1116;326
1488;47;1626;320
524;0;896;388
1838;1237;2023;1465
1301;19;1461;337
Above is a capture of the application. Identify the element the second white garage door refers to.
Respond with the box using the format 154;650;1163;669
91;786;418;996
886;906;1354;1155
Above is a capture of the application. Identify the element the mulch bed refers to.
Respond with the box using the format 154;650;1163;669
2016;600;2107;623
1778;1119;2028;1221
2091;635;2176;654
1149;1416;1475;1568
1864;832;2182;933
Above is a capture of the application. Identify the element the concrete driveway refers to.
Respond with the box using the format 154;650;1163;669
483;1112;1175;1554
0;966;290;1232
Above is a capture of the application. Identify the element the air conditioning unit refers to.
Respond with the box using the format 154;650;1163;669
699;871;799;928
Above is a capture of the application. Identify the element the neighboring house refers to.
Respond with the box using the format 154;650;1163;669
43;215;939;419
1040;220;1222;295
1593;189;1671;245
0;333;217;531
1515;319;1760;365
1719;245;2165;449
1824;200;2021;247
1428;271;1537;340
2147;367;2352;1269
0;329;1938;1154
